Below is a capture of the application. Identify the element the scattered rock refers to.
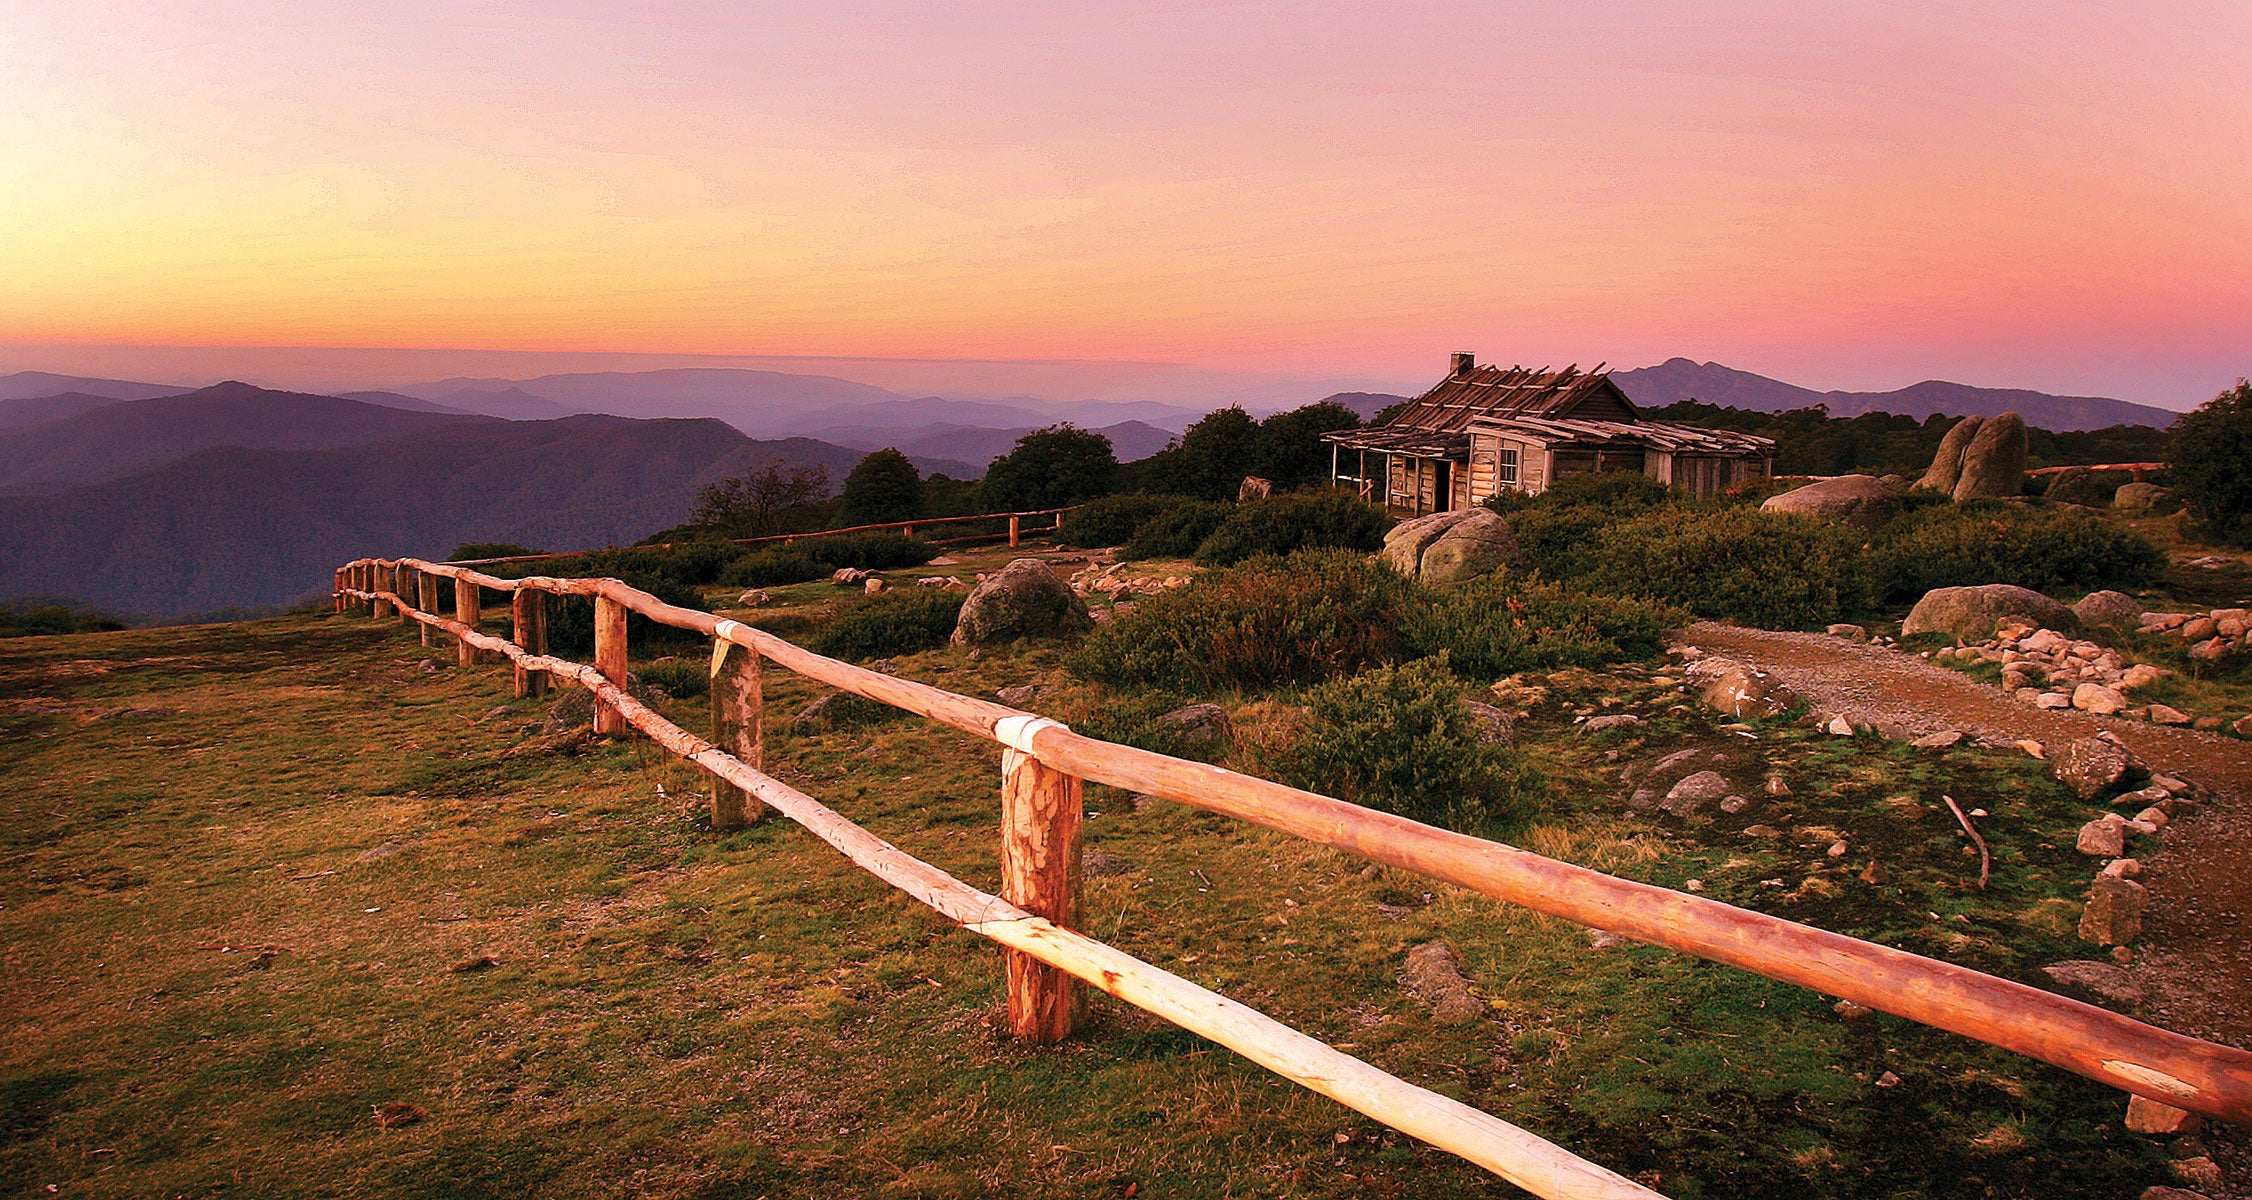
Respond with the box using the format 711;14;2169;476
1418;509;1522;584
1833;1000;1874;1020
2113;482;2171;512
1876;1070;1901;1088
1826;715;1857;736
1401;941;1484;1023
996;683;1057;707
735;589;770;607
1953;411;2028;499
2072;590;2144;631
1859;860;1888;884
1586;930;1626;951
1156;703;1232;745
1918;415;1983;493
417;658;442;672
541;687;595;734
1081;848;1139;877
1237;475;1272;502
1464;700;1515;744
2053;736;2137;800
2040;960;2145;1008
831;567;873;586
1761;475;1901;532
1661;771;1731;817
864;577;888;594
951;559;1093;644
2171;1158;2224;1191
2073;683;2129;714
2139;1187;2214;1200
2235;714;2252;738
2079;875;2146;945
355;842;403;863
1911;730;1964;748
1825;622;1869;640
1719;794;1755;814
1764;775;1792;797
1902;584;2077;642
450;954;501;973
2148;704;2192;726
2043;465;2110;507
2125;1095;2202;1136
1690;657;1801;719
2076;816;2127;858
1581;713;1645;734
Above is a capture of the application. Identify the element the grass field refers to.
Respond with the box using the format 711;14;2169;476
0;545;2184;1199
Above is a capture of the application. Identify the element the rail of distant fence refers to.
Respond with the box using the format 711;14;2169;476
448;506;1077;570
331;555;2252;1199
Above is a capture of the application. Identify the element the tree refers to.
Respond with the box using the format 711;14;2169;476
981;424;1118;510
693;459;830;535
1254;401;1362;490
836;448;924;526
2169;379;2252;546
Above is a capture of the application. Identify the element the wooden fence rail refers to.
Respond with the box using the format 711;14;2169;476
448;506;1078;570
337;557;2252;1178
337;570;1659;1200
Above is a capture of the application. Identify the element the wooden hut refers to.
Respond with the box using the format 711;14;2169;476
1325;354;1774;516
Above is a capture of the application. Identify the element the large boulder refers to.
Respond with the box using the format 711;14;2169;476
1918;416;1983;493
2072;590;2144;632
1690;657;1802;719
2113;482;2170;512
2053;735;2138;800
2043;465;2109;507
1901;584;2078;642
951;559;1093;645
1953;412;2029;500
1419;509;1520;583
1760;474;1900;532
1379;508;1518;583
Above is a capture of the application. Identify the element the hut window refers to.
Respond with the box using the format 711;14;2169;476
1496;447;1520;485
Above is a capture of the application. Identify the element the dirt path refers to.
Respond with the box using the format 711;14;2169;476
1686;622;2252;1058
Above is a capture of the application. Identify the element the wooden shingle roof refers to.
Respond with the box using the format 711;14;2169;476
1378;363;1633;432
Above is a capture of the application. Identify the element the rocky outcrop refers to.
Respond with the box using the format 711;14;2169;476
1953;412;2029;500
1901;584;2077;642
1378;508;1518;583
2113;482;2170;511
1760;474;1900;531
951;559;1093;644
1918;416;1983;493
2043;465;2110;507
2079;874;2146;945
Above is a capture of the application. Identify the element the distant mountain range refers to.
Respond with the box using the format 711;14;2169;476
812;419;1177;469
1609;358;2179;432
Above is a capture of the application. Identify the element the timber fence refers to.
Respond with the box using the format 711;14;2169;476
333;557;2252;1198
449;506;1077;570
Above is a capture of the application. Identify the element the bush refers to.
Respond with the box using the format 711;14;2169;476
1280;659;1542;832
719;550;828;588
806;590;966;661
983;425;1119;510
2167;379;2252;546
1191;491;1393;566
1872;503;2165;599
1069;550;1417;691
1069;689;1230;764
795;533;941;571
1573;507;1878;628
1121;500;1231;560
1057;494;1191;547
1407;578;1683;677
447;542;540;561
636;658;710;700
836;448;924;526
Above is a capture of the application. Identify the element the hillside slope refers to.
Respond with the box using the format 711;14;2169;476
1613;358;2179;431
0;382;487;495
0;370;187;404
0;416;957;616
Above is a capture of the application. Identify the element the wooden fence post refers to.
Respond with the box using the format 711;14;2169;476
1001;745;1083;1042
593;595;629;735
355;564;373;615
391;564;411;626
512;588;548;699
707;640;766;828
333;569;346;614
453;577;482;666
417;572;439;647
1008;515;1021;547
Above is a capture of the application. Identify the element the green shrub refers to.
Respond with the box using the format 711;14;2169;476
2168;380;2252;546
447;541;540;561
806;590;966;661
1069;689;1229;764
1121;500;1231;560
1407;578;1683;677
1872;503;2165;599
1057;494;1191;547
1191;491;1392;566
1574;507;1878;628
1069;550;1417;691
636;658;710;700
795;533;940;571
1281;658;1542;832
1530;470;1676;513
0;604;125;638
718;550;828;588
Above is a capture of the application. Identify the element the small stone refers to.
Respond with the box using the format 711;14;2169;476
1875;1071;1900;1088
2140;1187;2214;1200
2017;739;2045;758
1684;878;1705;892
2073;683;2129;714
2122;664;2167;690
2076;816;2127;858
2125;1094;2202;1136
2150;774;2190;795
1833;999;1874;1020
2054;736;2137;800
1719;794;1755;814
2235;714;2252;737
1401;941;1484;1023
2101;857;2142;878
1661;771;1731;817
1826;715;1856;736
1764;776;1792;797
2135;806;2169;829
2171;1157;2224;1191
2193;717;2223;731
1826;839;1848;858
1860;860;1888;884
1581;713;1645;734
1742;824;1783;837
1911;730;1964;748
1826;623;1868;641
418;658;442;672
863;577;888;594
2079;875;2146;945
735;588;770;606
2040;960;2145;1008
1587;930;1626;950
831;567;872;586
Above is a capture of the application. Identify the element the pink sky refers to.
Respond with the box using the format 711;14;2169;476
3;1;2247;407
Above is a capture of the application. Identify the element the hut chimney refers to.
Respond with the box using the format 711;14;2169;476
1450;351;1476;379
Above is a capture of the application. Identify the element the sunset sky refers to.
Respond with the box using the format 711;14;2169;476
3;1;2247;406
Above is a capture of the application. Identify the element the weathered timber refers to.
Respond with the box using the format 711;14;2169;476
358;593;1658;1200
363;564;2252;1125
707;640;765;827
1008;514;1020;547
592;595;629;736
512;588;548;698
1001;747;1082;1042
452;576;482;666
417;572;439;647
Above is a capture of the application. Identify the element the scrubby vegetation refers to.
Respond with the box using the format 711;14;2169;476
2169;379;2252;546
1121;499;1231;560
1190;491;1393;566
0;602;126;638
806;589;966;661
1055;493;1193;548
1872;502;2166;599
1649;400;2173;477
1280;658;1543;832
